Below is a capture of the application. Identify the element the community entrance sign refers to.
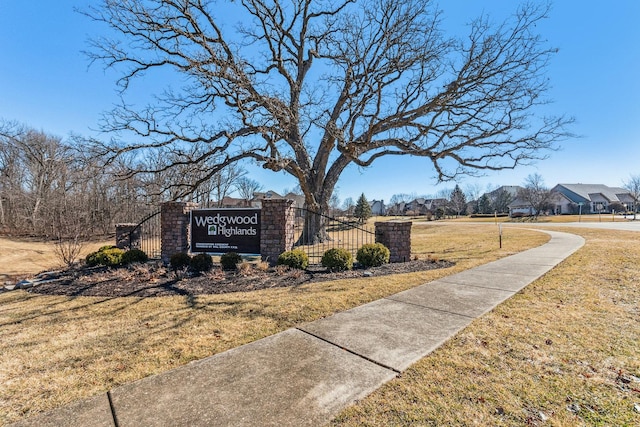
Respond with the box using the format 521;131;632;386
190;208;261;254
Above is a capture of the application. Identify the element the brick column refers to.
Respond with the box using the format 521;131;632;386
161;201;199;264
115;223;141;250
260;199;296;265
375;221;412;263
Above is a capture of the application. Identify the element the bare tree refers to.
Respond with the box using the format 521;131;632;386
236;177;264;206
328;190;341;217
389;193;414;205
342;197;355;217
0;126;24;230
209;164;247;207
464;183;484;214
491;187;515;214
85;0;572;241
518;173;553;219
388;193;413;215
1;121;151;238
623;174;640;220
0;122;72;235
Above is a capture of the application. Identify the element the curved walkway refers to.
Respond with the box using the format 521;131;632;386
11;230;585;427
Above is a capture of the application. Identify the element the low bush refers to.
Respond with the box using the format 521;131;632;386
85;251;101;267
170;252;191;271
220;252;242;270
277;249;309;270
356;243;390;267
321;248;353;271
237;261;253;276
121;249;148;265
190;253;213;272
86;247;125;267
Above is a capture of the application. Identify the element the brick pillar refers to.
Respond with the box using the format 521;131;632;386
260;199;296;265
375;221;412;263
115;223;141;250
161;201;199;264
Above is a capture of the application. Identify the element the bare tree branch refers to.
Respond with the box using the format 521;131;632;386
83;0;573;238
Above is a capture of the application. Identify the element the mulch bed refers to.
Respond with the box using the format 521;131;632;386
28;259;454;298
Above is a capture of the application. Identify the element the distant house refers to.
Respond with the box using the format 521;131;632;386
370;200;386;215
426;198;448;214
282;192;306;208
404;198;429;215
386;201;406;216
251;190;283;208
483;185;522;214
508;196;537;217
219;196;249;208
250;190;305;209
386;198;447;216
551;184;635;214
486;186;522;202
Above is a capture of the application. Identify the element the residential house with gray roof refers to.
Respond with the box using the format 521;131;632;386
551;184;635;214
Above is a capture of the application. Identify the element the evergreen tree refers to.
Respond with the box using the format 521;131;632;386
478;194;492;214
354;193;372;223
450;185;467;217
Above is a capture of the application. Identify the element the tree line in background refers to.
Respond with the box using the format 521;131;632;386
3;0;588;248
0;117;510;242
382;184;514;218
82;0;572;244
0;120;266;239
373;173;640;220
4;117;640;243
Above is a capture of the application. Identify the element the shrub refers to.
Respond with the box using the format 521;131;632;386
170;252;191;271
85;247;125;267
356;243;390;267
255;260;270;271
321;248;353;271
86;251;102;267
101;248;125;267
237;261;253;276
121;249;148;265
277;249;309;270
220;252;242;270
190;253;213;272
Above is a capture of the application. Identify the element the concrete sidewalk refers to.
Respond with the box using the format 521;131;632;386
11;230;585;427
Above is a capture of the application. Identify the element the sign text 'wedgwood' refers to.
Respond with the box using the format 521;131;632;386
190;209;261;254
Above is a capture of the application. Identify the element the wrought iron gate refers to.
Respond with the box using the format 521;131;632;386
124;209;162;259
293;208;375;264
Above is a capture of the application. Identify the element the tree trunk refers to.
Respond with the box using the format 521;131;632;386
0;193;5;227
297;208;331;246
295;186;332;246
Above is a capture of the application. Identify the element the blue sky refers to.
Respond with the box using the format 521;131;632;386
1;1;639;203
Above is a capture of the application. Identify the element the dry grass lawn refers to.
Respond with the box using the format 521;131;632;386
332;227;640;426
0;224;546;425
2;223;639;426
0;237;111;279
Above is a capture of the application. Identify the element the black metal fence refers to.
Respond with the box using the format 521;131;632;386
293;208;375;264
125;209;162;259
121;206;375;263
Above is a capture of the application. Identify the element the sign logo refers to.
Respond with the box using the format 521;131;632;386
190;208;261;254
